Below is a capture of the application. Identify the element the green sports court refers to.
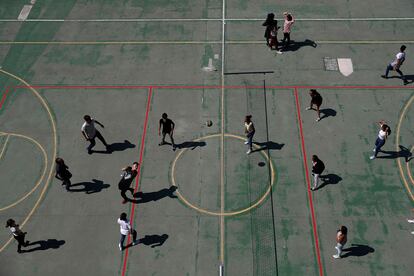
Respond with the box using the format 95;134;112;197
0;0;413;275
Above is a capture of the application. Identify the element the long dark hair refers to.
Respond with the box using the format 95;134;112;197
6;219;16;228
340;226;348;235
263;13;277;26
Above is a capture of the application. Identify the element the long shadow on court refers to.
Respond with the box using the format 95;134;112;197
91;140;135;154
21;239;65;253
176;141;206;150
342;244;375;258
69;179;110;194
387;75;414;85
125;234;169;249
281;39;317;52
314;174;342;190
253;141;285;152
320;108;337;120
376;145;412;161
128;186;177;204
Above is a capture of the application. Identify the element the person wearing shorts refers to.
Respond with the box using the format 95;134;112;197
158;113;176;150
306;89;323;121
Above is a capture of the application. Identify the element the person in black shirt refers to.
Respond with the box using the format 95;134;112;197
158;113;176;150
306;89;323;122
118;162;139;204
55;158;72;191
311;155;325;191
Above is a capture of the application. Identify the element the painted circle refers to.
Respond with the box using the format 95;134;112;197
171;133;276;216
0;132;47;211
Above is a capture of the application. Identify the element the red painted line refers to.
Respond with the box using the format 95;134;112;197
14;84;413;90
0;86;10;109
293;87;324;276
121;87;153;276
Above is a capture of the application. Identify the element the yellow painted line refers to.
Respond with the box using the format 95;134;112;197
0;69;57;253
0;134;10;161
406;146;414;185
0;40;414;45
170;133;276;216
396;94;414;201
0;133;47;211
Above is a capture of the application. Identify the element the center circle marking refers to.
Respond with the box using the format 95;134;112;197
171;133;276;216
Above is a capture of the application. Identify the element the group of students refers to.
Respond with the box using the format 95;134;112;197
5;112;178;253
263;12;295;54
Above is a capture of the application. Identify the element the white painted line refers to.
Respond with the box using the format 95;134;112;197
2;17;414;22
17;5;33;21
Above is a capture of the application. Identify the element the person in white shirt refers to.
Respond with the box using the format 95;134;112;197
117;212;138;251
81;115;110;154
370;120;390;160
6;219;30;253
244;115;255;155
381;45;408;85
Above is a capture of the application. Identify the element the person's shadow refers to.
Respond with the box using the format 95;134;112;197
92;140;135;154
319;108;337;120
175;141;206;150
282;39;317;52
315;174;342;190
69;179;110;194
125;234;169;249
130;186;177;204
21;239;65;253
388;75;414;85
254;141;284;152
342;244;375;258
377;145;412;161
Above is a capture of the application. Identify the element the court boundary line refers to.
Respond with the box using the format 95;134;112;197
121;87;153;276
293;87;324;276
2;17;414;22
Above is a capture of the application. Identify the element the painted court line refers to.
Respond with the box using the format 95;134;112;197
2;17;414;22
0;86;10;109
121;87;153;276
1;40;413;45
294;88;324;276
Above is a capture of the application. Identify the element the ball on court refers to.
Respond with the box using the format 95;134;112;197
206;120;213;127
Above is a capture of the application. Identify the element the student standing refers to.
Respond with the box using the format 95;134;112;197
282;12;295;48
158;113;176;150
333;226;348;259
244;115;255;155
311;155;325;191
81;115;110;154
5;219;29;253
370;120;391;160
306;89;323;121
55;158;72;191
381;45;408;85
118;162;139;204
117;213;138;251
263;13;282;54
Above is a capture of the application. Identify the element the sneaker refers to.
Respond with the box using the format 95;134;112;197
122;199;127;204
407;219;414;223
373;148;376;152
276;51;283;54
404;80;409;85
370;156;375;160
381;75;388;79
119;243;123;251
244;141;249;145
411;231;414;235
332;255;340;259
132;241;138;246
306;107;312;110
87;149;93;155
25;241;30;246
316;117;321;122
246;150;252;155
311;187;316;191
17;249;22;254
158;141;165;146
